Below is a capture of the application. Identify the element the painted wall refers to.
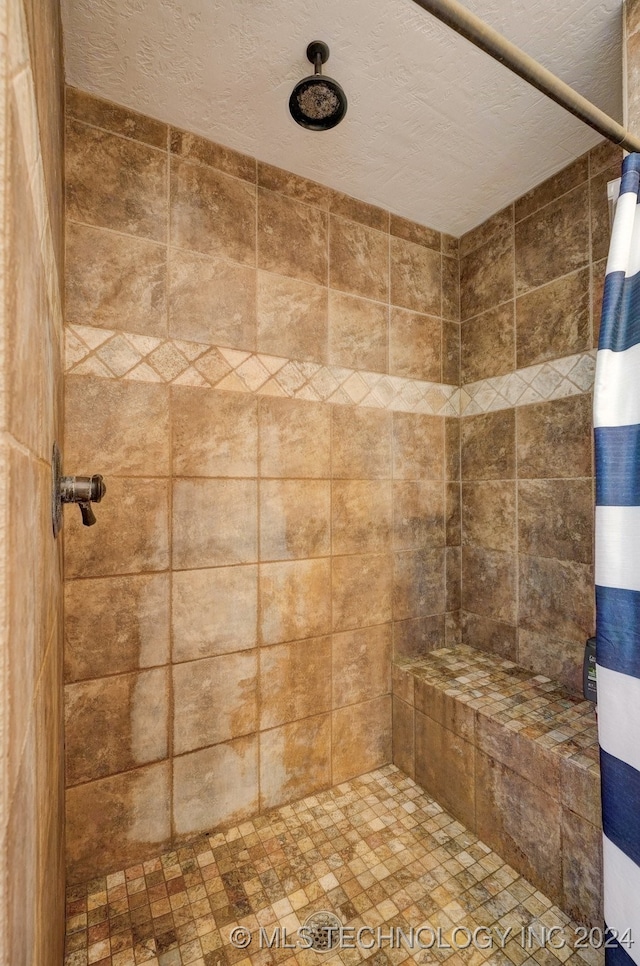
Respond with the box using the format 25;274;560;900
62;87;460;882
0;0;65;961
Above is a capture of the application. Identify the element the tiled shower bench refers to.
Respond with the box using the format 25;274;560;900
392;645;602;926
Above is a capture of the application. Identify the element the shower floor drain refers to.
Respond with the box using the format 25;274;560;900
302;911;342;952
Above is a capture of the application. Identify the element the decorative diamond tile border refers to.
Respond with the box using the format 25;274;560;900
65;325;598;417
64;325;459;416
459;351;597;416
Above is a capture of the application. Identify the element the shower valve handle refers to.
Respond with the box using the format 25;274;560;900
59;474;106;527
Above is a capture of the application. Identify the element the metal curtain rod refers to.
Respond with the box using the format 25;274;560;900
409;0;640;154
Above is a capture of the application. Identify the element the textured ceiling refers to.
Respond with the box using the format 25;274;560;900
61;0;624;235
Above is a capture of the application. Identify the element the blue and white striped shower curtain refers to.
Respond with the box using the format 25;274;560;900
595;152;640;965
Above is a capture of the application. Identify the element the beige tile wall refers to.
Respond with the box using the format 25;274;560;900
63;87;460;882
458;141;621;692
1;0;65;961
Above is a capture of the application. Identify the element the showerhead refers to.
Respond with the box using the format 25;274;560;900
289;41;347;131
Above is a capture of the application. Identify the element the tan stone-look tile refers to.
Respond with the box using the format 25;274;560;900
332;625;392;708
66;87;168;148
393;614;445;659
446;482;461;547
461;302;515;384
332;480;392;554
515;155;588;223
461;547;517;624
446;609;463;645
393;412;444;481
8;111;57;461
64;573;170;682
516;267;590;368
65;375;170;476
65;221;167;335
331;553;393;631
560;757;601;827
461;611;517;660
590;162;619;263
65;668;168;785
172;479;257;569
516;395;592;479
170;128;256;182
515;183;590;294
628;31;640;133
475;712;559;793
475;751;562;904
332;696;391;783
462;481;516;553
389;307;441;381
561;809;603;927
172;566;257;662
168;247;256;348
66;118;167;241
328;291;388;372
442;320;460;386
260;480;330;560
460;229;514;321
330;191;389;232
415;712;475;831
173;651;258;754
393;480;445;551
64;477;169;578
442;232;459;256
518;555;594;644
393;548;446;620
518;479;593;564
257;271;328;362
392;697;415;779
589;139;623;177
171;386;257;478
66;762;171;884
392;663;415;705
414;676;474;742
517;628;585;694
170;157;256;265
260;637;332;728
459;204;513;258
390;235;441;315
173;736;258;837
389;213;440;250
259;397;331;479
461;410;515;480
446;546;461;612
332;407;392;480
259;715;331;810
257;187;328;285
592;256;607;348
329;215;389;302
445;417;460;481
442;254;460;322
258;161;330;207
259;559;331;644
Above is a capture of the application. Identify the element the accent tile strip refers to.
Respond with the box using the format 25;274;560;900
65;324;597;416
459;350;597;415
64;324;459;416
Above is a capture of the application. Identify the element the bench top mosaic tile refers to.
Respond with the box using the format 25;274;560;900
395;646;599;775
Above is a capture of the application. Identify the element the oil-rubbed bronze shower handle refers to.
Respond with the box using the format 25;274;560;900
59;474;106;527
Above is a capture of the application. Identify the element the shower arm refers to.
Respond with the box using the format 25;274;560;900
409;0;640;154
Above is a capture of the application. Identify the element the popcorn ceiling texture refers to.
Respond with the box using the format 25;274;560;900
60;0;623;235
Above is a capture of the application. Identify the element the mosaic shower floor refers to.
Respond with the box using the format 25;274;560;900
64;765;604;966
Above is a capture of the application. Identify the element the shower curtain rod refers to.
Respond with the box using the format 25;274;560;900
409;0;640;154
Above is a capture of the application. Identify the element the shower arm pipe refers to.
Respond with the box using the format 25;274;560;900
409;0;640;154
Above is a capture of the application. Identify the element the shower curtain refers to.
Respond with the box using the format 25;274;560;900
595;152;640;966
